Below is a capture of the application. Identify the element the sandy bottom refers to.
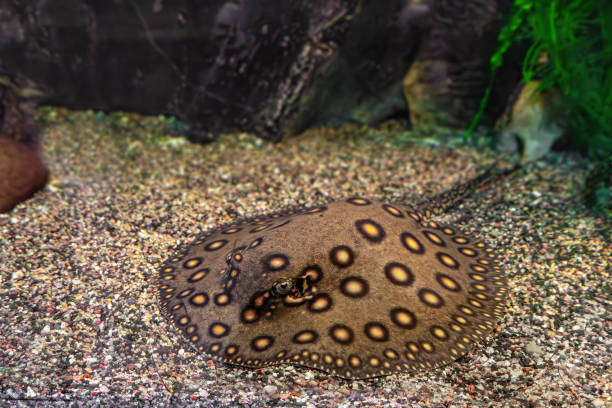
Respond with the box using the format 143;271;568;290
1;110;609;407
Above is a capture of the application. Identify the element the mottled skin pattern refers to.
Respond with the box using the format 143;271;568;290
159;193;508;379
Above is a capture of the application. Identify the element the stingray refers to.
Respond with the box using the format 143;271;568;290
158;168;510;379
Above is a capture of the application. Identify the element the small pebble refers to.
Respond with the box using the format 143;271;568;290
525;341;543;355
263;385;278;394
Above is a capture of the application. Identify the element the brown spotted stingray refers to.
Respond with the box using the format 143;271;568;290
158;167;510;379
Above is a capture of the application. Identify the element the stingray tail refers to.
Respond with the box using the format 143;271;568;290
416;162;522;219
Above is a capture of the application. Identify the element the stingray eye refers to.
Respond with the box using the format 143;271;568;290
272;279;294;296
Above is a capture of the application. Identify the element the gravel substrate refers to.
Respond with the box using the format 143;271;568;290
1;110;609;407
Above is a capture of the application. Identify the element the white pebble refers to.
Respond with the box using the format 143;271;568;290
525;341;543;355
510;368;522;380
263;385;277;394
11;271;24;280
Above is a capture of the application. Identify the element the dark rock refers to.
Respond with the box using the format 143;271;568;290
404;0;520;128
281;0;426;135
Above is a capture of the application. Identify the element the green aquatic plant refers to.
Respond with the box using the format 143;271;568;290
467;0;612;160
